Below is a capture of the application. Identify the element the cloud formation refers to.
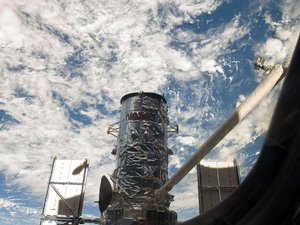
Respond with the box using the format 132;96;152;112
0;0;299;223
0;198;40;225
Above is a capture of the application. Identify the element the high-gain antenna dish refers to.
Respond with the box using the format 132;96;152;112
98;175;113;213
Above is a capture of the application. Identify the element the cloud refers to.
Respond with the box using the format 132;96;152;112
201;58;224;74
0;2;24;49
256;0;300;64
0;0;299;223
0;198;40;225
262;38;283;56
168;166;199;220
177;136;197;146
178;0;224;17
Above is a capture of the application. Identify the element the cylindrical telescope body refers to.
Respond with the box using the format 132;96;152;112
107;92;177;225
115;92;169;203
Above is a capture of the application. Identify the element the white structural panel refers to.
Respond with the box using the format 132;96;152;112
200;161;235;168
197;160;240;214
42;159;88;218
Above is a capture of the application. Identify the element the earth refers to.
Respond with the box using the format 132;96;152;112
0;0;299;224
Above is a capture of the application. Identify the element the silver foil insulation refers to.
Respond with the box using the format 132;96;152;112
115;93;169;203
107;92;177;224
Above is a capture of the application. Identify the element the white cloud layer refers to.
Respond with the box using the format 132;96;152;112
0;0;299;223
0;198;40;224
256;0;300;64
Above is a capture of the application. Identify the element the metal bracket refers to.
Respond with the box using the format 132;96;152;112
107;121;120;137
167;123;179;137
50;184;79;218
254;56;272;73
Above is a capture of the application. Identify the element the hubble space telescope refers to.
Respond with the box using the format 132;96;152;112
40;37;300;225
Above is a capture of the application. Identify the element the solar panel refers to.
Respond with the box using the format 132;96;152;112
40;157;89;224
197;160;240;214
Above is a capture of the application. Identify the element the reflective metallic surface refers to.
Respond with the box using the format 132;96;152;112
108;92;177;225
116;93;169;201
